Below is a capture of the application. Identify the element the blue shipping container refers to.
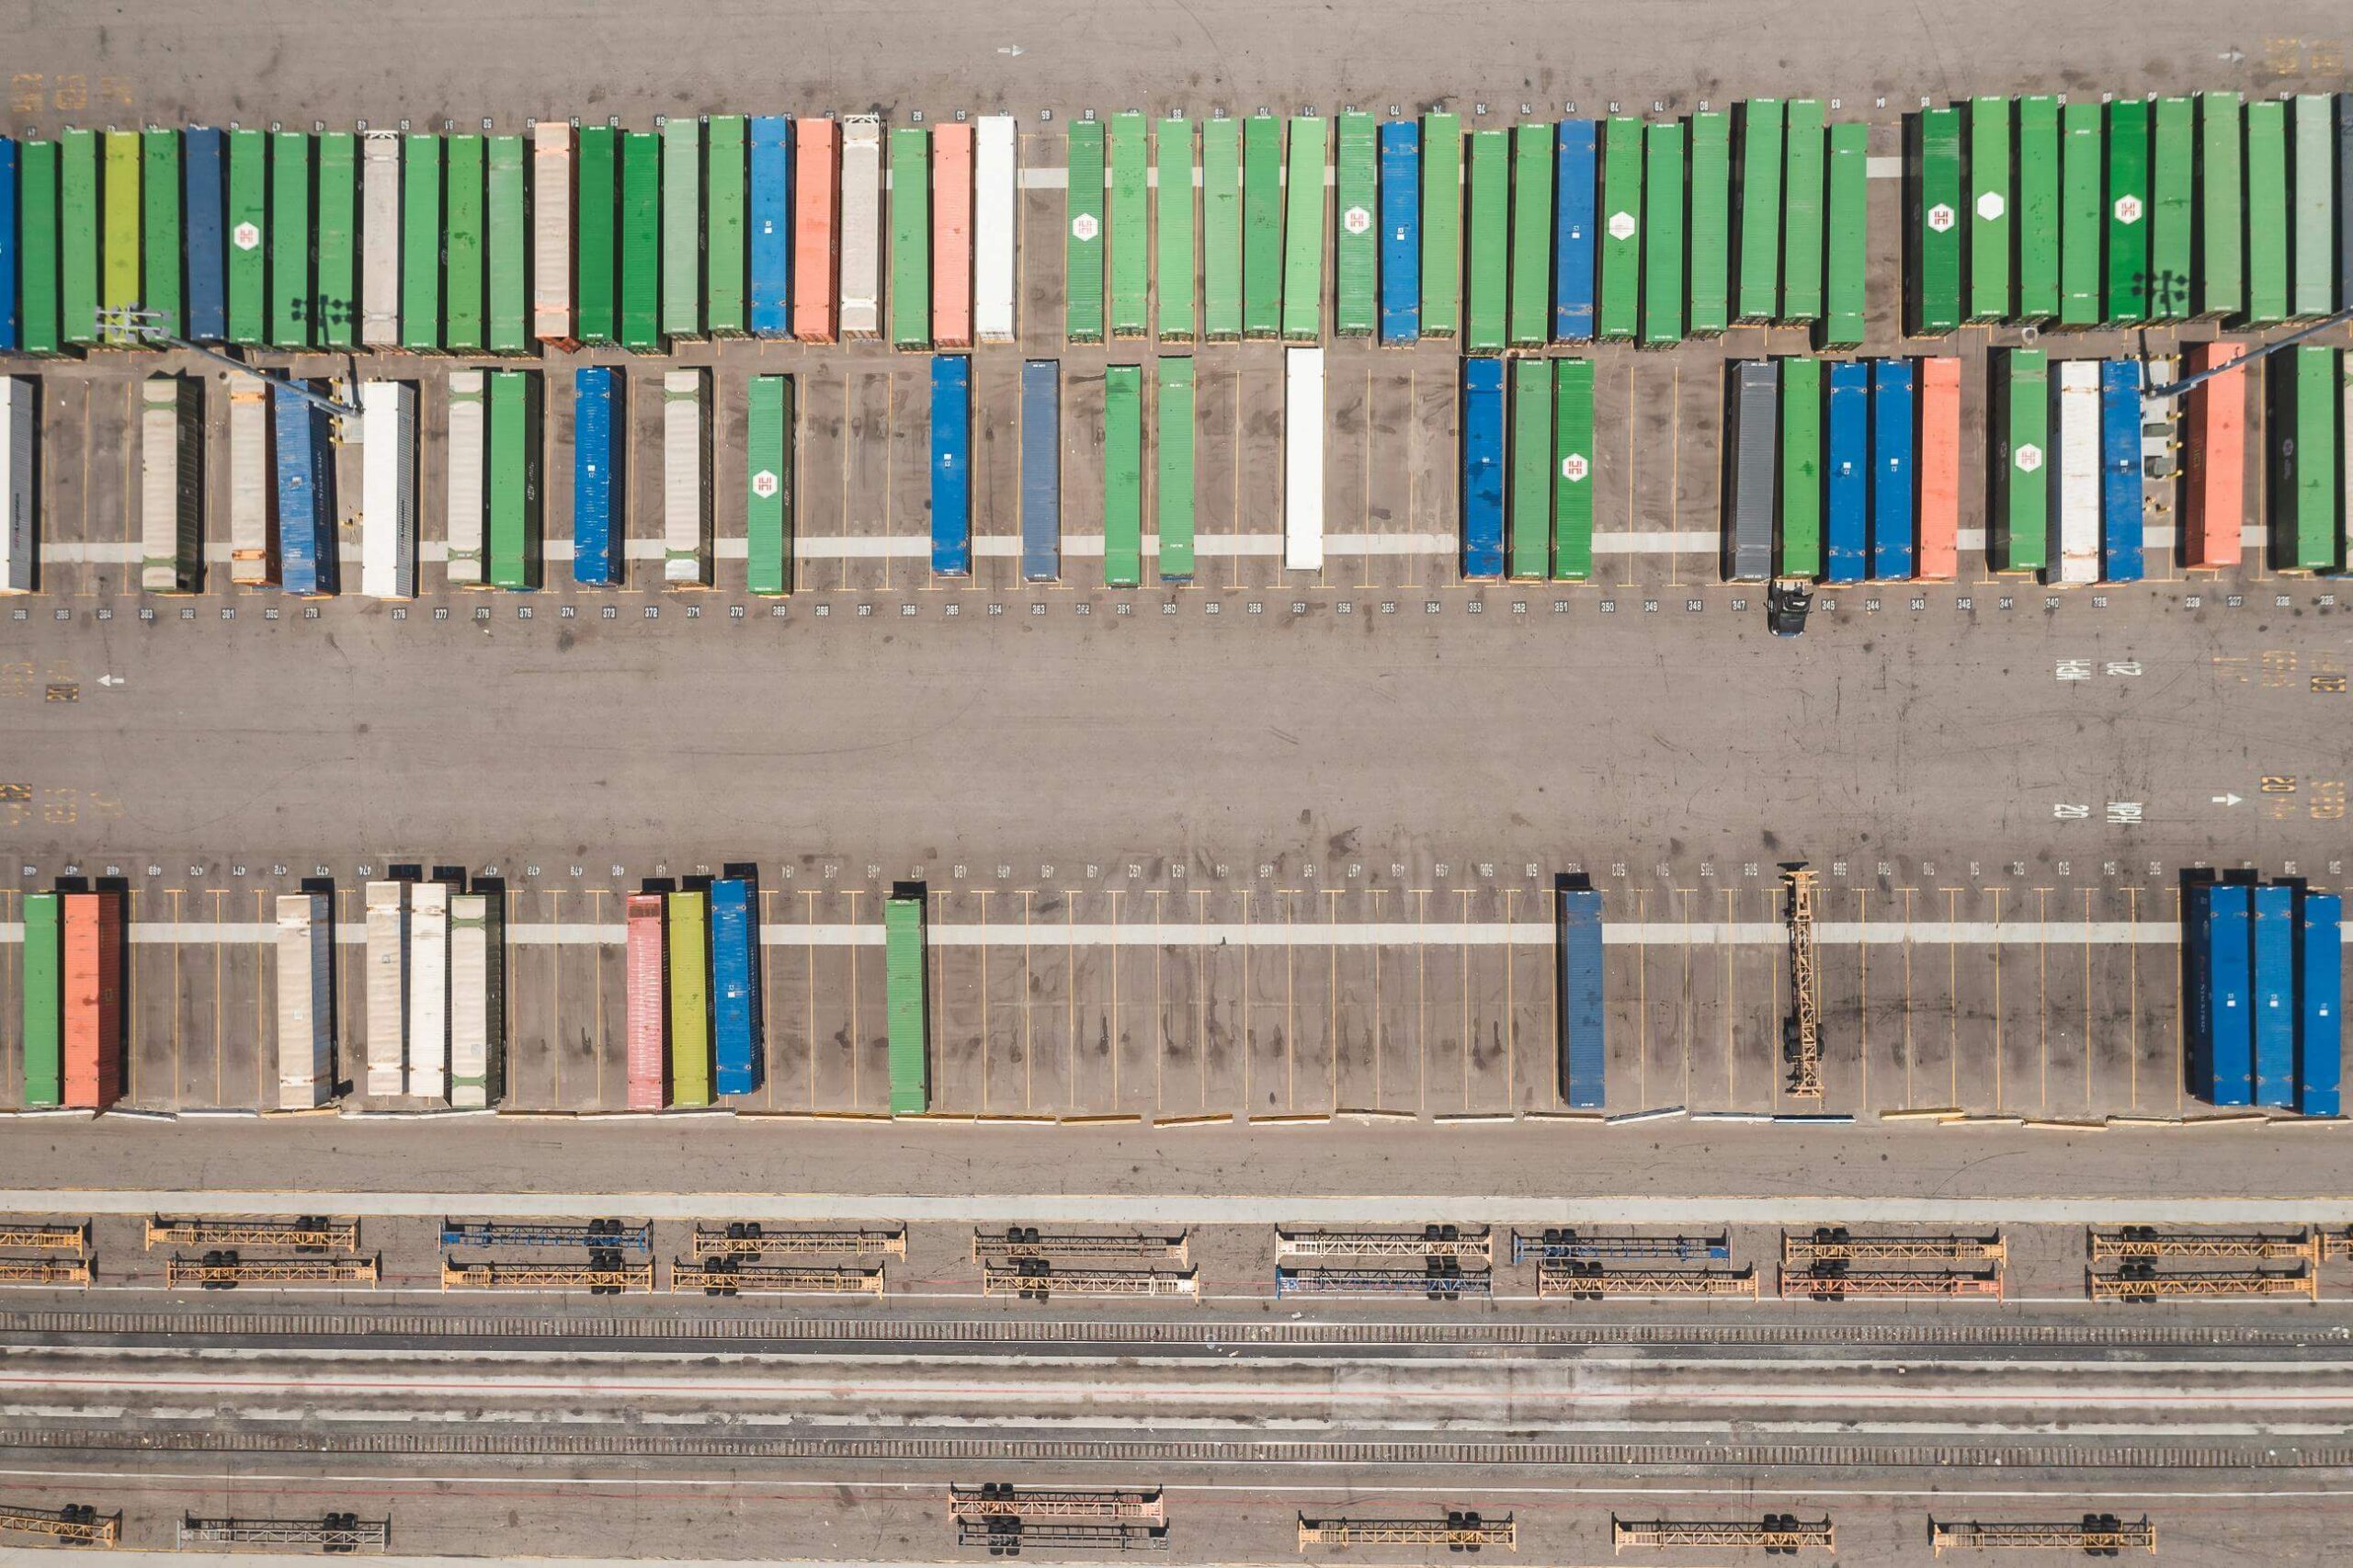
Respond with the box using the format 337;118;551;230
1870;358;1915;579
2206;884;2255;1107
748;115;791;337
184;127;226;342
2300;892;2343;1117
1378;120;1420;345
710;876;761;1097
1553;119;1597;341
2253;883;2298;1108
271;381;335;596
1825;360;1870;583
931;354;972;576
1558;887;1606;1108
2098;358;2143;582
0;140;16;350
1461;357;1506;579
572;367;620;585
1020;359;1060;581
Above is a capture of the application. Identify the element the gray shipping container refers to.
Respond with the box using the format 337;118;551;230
1725;358;1779;582
274;892;335;1109
1020;358;1061;582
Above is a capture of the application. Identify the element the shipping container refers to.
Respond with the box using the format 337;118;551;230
932;120;972;349
661;367;710;585
1203;116;1243;340
1552;119;1595;340
2098;358;2143;582
20;893;60;1106
1241;113;1281;338
448;891;498;1109
1557;887;1606;1108
357;131;398;347
2270;344;2341;572
222;127;263;345
1066;117;1106;344
2199;93;2244;319
60;892;123;1111
666;890;711;1108
1733;101;1782;324
1641;121;1684;347
183;128;225;344
1965;96;2010;323
139;374;204;594
885;893;928;1115
977;115;1016;343
1022;359;1061;581
358;380;416;599
1156;356;1196;580
571;367;620;586
1916;357;1961;580
445;369;486;585
2016;95;2060;321
1824;359;1869;583
1284;346;1324;572
661;117;702;340
140;128;180;338
704;115;746;337
1464;128;1508;352
274;892;335;1110
98;131;139;342
1508;358;1552;579
1818;119;1867;348
224;371;270;585
930;354;971;575
363;881;408;1096
2291;95;2336;319
0;377;32;593
444;132;485;352
710;877;760;1097
1909;107;1961;335
625;892;667;1108
1781;99;1825;323
745;372;793;595
1597;117;1643;340
532;122;572;341
272;382;335;595
2057;101;2101;327
575;123;618;345
889;124;931;349
1335;112;1376;338
746;115;790;338
2103;98;2150;325
1509;121;1552;347
1869;359;1915;579
1688;109;1731;337
1780;357;1824;578
2197;883;2255;1106
1725;359;1777;583
486;369;541;591
2245;99;2289;326
408;881;450;1101
2052;358;2101;585
485;133;528;352
1553;358;1596;581
2183;340;2245;568
58;129;97;346
2149;97;2194;320
1993;347;2051;573
1103;363;1142;586
1155;117;1197;343
2254;883;2298;1108
2299;892;2343;1117
1461;357;1506;579
399;132;440;350
619;129;660;350
313;131;355;347
791;117;837;342
1109;111;1148;339
269;131;312;347
1420;112;1461;337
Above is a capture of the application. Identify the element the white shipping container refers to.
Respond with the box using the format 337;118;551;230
406;881;450;1103
274;892;335;1110
1284;347;1325;572
839;116;883;339
974;116;1017;344
2053;359;2100;586
449;892;490;1109
360;131;402;348
446;369;487;585
225;370;270;585
662;368;711;585
531;122;573;342
358;381;418;599
0;377;36;594
363;881;408;1096
138;376;183;593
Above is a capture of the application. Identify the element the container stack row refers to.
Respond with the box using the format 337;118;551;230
2187;877;2340;1115
361;878;506;1107
16;889;124;1111
620;879;763;1111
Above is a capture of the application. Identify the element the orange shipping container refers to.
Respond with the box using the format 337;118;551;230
1915;357;1961;581
2184;340;2245;567
62;891;123;1109
931;122;974;349
792;119;839;343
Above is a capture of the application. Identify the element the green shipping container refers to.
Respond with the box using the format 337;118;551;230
2244;100;2289;326
485;134;527;352
1597;117;1643;340
703;116;746;337
59;129;97;345
1780;99;1825;323
2058;100;2101;327
1687;110;1730;336
140;129;181;338
1552;358;1596;581
314;131;356;347
445;132;484;352
890;125;930;348
1779;357;1823;577
1241;114;1281;338
227;130;270;344
1508;358;1552;578
2198;93;2244;319
1642;121;1686;347
1994;347;2049;572
1818;120;1868;348
745;373;795;595
1108;111;1149;339
1156;119;1198;343
399;133;440;351
1156;357;1196;580
660;119;700;340
20;892;61;1108
884;895;928;1115
100;131;140;338
1509;122;1552;347
1911;107;1961;335
2148;97;2193;322
2290;94;2335;319
619;130;660;350
1464;128;1507;353
19;141;58;355
1335;112;1377;337
268;131;311;347
1065;119;1105;344
576;125;619;345
1104;364;1142;586
1735;98;1784;324
1421;112;1461;337
2016;96;2060;321
1966;97;2011;323
1201;117;1241;340
2273;345;2341;571
2105;98;2149;325
1279;116;1326;343
485;369;541;589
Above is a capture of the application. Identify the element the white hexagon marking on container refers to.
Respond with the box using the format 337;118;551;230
2015;443;2044;472
1342;205;1372;235
233;222;262;252
1071;213;1099;243
1560;452;1590;483
1927;203;1956;233
1607;210;1636;241
1976;191;2006;222
751;470;780;499
2112;194;2143;225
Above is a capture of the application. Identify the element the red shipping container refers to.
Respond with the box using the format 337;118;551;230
792;119;840;344
931;122;974;349
625;893;668;1109
2184;340;2245;567
1915;356;1961;581
62;892;123;1110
